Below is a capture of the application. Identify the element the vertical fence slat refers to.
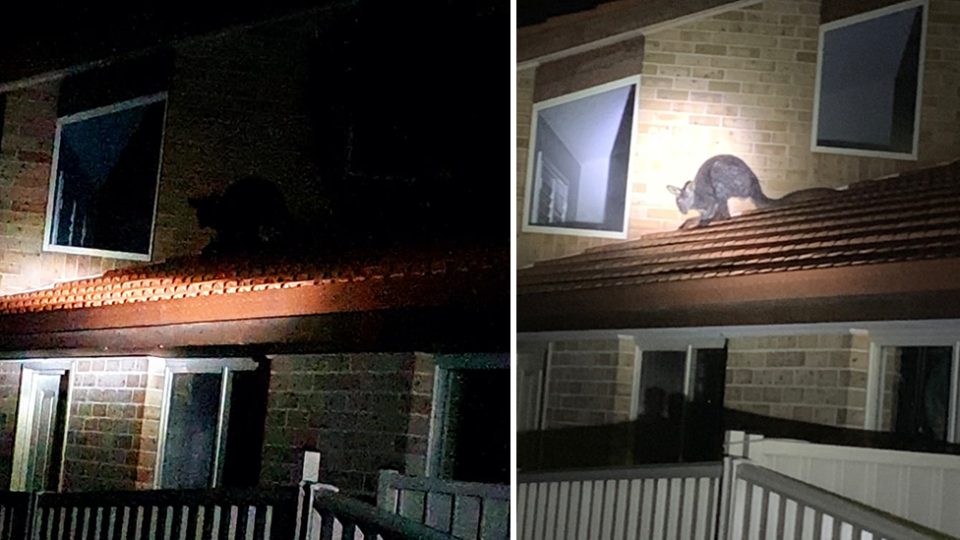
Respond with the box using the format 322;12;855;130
209;506;221;540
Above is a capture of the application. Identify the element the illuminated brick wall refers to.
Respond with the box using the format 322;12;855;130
517;0;960;267
724;333;871;428
541;337;636;428
0;363;21;489
62;357;159;491
260;353;434;498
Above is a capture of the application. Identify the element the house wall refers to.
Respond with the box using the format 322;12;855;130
0;363;21;489
260;353;434;498
541;337;636;428
0;15;321;295
724;334;870;428
63;357;157;491
517;0;960;267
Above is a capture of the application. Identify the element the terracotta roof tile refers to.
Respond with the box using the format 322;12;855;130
520;159;960;295
0;247;504;316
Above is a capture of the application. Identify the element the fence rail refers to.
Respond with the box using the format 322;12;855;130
376;471;509;540
307;487;455;540
517;462;723;540
31;487;301;540
726;462;953;540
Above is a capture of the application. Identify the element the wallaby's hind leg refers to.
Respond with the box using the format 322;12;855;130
693;200;720;228
715;201;731;220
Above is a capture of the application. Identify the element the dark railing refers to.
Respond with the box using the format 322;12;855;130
0;491;31;540
31;487;301;540
308;487;456;540
520;407;960;472
0;482;453;540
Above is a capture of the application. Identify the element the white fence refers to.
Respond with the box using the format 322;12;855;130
724;460;950;540
517;463;723;540
728;431;960;538
376;470;509;540
517;456;951;540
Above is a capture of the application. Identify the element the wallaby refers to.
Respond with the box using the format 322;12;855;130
667;155;837;229
189;176;292;255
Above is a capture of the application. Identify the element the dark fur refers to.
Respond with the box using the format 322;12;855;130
189;177;291;254
667;155;837;229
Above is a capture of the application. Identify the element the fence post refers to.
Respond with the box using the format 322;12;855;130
715;457;748;540
24;491;40;540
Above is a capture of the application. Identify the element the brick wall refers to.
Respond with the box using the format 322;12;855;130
261;353;433;498
542;337;636;428
0;82;126;293
64;358;154;491
0;15;323;295
724;334;870;428
0;363;21;489
517;0;960;267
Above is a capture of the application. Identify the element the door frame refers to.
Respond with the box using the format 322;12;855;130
10;359;74;492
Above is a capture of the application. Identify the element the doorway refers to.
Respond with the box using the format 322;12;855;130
11;366;71;492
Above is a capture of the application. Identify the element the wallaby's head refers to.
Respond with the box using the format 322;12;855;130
667;181;695;214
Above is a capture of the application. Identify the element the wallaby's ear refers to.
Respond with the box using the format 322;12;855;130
667;185;682;196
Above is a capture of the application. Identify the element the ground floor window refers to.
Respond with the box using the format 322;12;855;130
428;355;509;485
157;358;261;489
878;346;955;443
633;346;726;463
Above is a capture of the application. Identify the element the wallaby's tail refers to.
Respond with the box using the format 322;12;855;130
769;187;839;207
752;190;776;209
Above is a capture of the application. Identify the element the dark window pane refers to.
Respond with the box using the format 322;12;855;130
440;369;509;484
638;351;686;418
161;372;222;489
50;97;165;257
816;6;923;154
892;346;951;442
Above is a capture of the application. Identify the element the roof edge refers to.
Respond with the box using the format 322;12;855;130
517;0;763;69
519;258;960;332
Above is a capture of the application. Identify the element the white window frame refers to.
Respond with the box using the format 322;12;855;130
154;358;257;489
521;76;639;239
810;0;928;160
868;340;960;443
43;92;168;261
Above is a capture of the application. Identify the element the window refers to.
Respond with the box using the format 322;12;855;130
812;0;927;159
632;346;726;463
428;355;509;485
522;77;638;238
43;93;167;261
156;359;261;489
877;346;956;443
